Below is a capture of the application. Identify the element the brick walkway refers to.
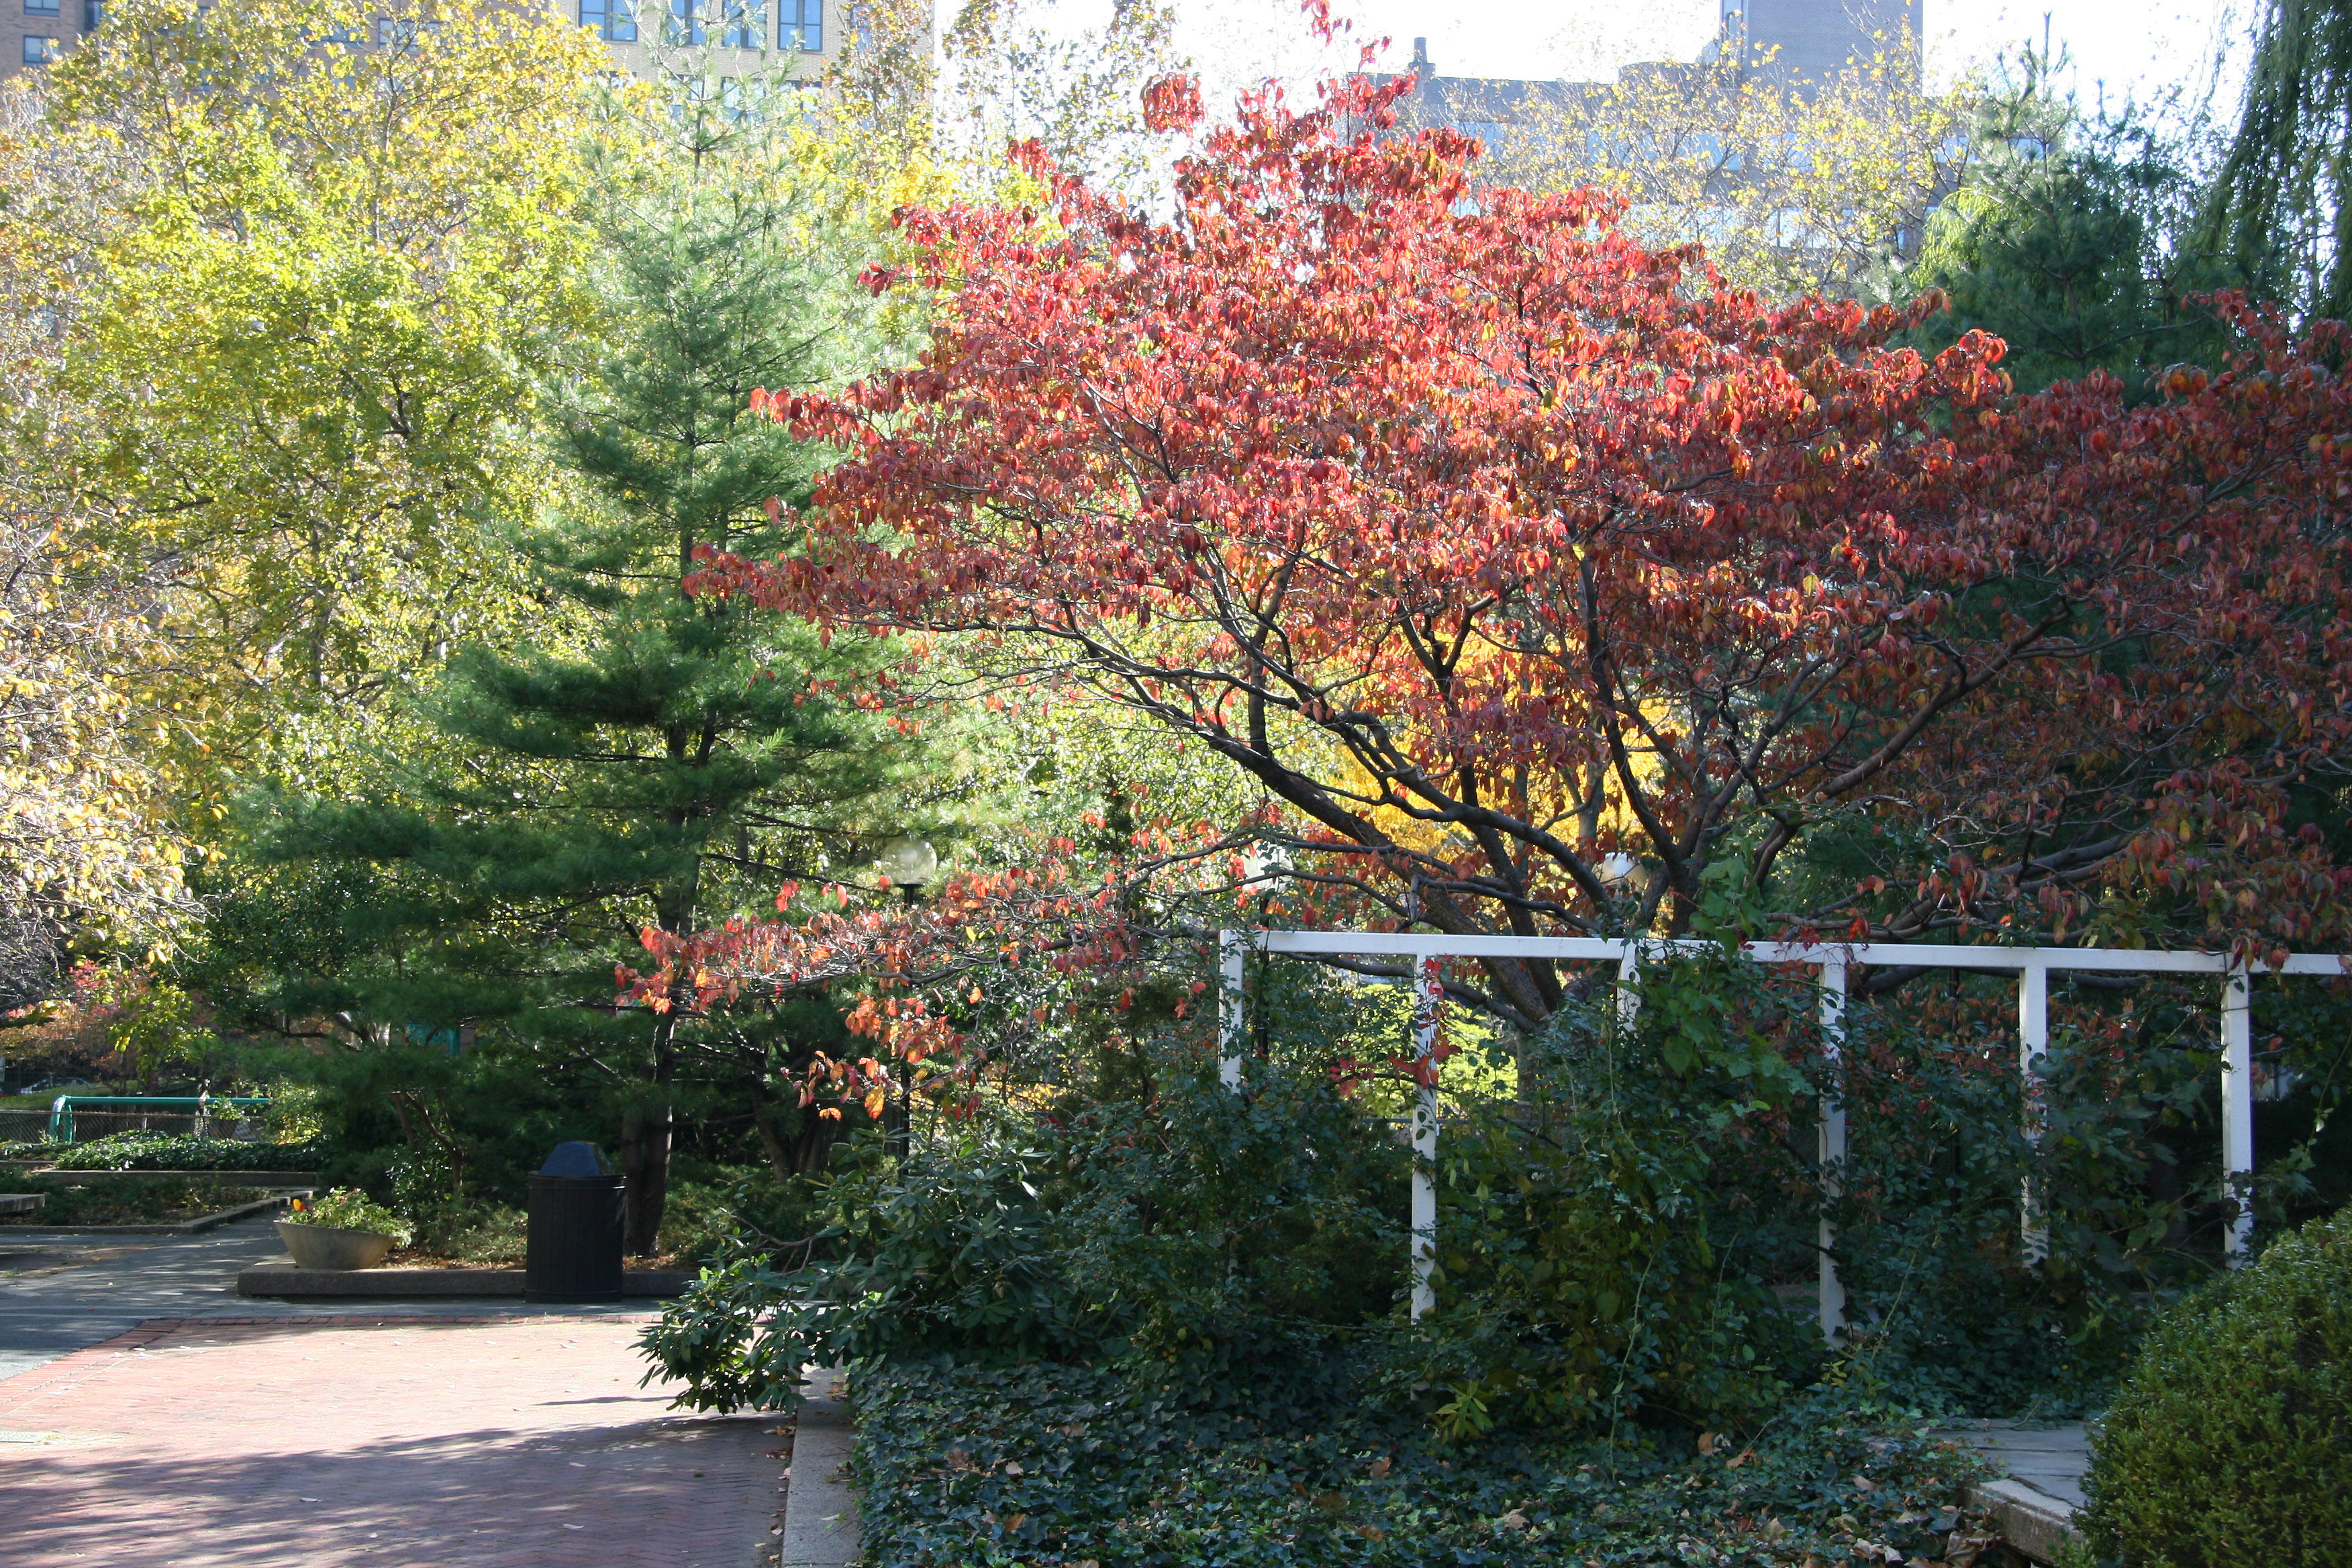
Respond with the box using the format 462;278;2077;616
0;1315;781;1567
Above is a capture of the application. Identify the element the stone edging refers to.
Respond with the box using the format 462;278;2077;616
779;1367;860;1568
13;1168;322;1187
237;1264;693;1298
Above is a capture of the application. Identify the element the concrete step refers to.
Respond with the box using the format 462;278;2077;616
1932;1420;2090;1565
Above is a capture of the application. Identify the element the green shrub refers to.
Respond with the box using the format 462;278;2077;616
2079;1207;2352;1567
412;1202;527;1264
638;1044;1402;1415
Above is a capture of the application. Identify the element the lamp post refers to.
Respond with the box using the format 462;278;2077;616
875;836;936;1161
878;836;937;904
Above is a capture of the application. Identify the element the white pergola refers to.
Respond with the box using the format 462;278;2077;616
1217;929;2343;1335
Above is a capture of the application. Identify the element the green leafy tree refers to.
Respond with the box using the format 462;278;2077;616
222;95;923;1252
2193;0;2352;321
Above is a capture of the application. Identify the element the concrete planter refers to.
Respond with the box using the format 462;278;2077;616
275;1220;396;1271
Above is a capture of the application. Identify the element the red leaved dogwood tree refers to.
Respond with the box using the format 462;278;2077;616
673;74;2352;1030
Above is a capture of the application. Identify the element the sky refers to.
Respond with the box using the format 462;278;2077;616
1166;0;2251;126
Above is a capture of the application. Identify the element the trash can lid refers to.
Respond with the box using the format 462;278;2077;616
539;1141;610;1177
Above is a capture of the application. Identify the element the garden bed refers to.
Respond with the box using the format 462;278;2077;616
0;1175;278;1228
848;1359;2003;1568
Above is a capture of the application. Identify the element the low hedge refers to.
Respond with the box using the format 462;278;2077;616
849;1358;1993;1568
2080;1207;2351;1567
42;1132;326;1172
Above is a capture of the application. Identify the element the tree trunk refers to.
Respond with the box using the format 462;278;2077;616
619;1104;673;1256
620;1012;678;1257
748;1077;797;1181
787;1108;840;1175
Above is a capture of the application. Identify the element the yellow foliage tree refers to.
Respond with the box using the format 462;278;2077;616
0;0;605;789
0;93;190;995
1461;36;1979;301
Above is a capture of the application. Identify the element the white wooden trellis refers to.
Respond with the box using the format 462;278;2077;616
1217;930;2340;1334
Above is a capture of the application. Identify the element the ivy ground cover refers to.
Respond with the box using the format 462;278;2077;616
850;1359;1994;1568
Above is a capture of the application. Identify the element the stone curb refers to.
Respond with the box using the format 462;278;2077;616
236;1263;693;1298
13;1167;322;1187
0;1189;307;1236
779;1367;859;1567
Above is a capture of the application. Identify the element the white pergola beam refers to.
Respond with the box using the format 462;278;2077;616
1255;928;2343;977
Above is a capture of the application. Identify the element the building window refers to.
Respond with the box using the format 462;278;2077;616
719;0;759;48
580;0;635;42
22;33;58;61
375;16;438;50
26;0;60;15
83;0;103;26
666;0;703;44
779;0;818;51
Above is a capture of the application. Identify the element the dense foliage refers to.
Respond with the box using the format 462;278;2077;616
2079;1207;2352;1567
205;95;930;1251
644;928;2318;1441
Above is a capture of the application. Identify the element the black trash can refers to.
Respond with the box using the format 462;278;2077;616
526;1142;624;1303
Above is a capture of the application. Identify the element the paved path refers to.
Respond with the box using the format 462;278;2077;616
0;1215;787;1567
0;1314;782;1567
0;1216;645;1381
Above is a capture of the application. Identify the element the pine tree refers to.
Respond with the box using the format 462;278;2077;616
227;95;921;1253
1900;54;2222;396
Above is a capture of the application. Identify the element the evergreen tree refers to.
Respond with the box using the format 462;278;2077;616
1900;54;2227;396
224;96;921;1252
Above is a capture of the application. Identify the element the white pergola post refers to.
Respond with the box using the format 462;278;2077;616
2222;964;2255;1261
1219;930;2320;1326
1217;928;1247;1089
1408;955;1442;1319
1817;959;1849;1341
2018;955;2051;1266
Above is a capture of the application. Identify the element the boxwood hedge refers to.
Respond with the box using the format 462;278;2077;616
2079;1207;2351;1567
